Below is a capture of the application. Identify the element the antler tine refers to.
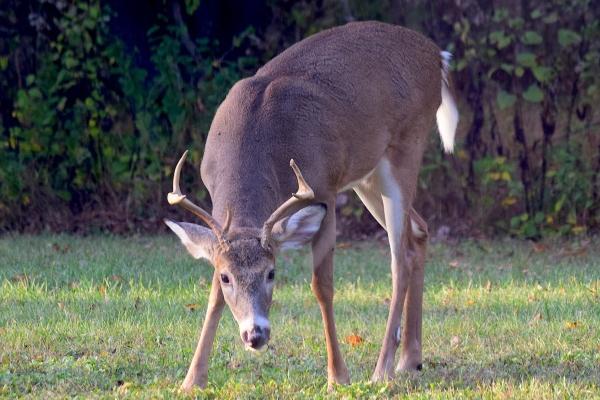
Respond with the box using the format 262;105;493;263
261;159;315;250
289;159;314;200
167;151;229;248
222;207;233;236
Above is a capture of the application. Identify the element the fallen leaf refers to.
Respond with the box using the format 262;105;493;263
528;293;537;302
110;275;123;282
345;334;364;346
116;381;132;395
587;281;599;299
565;321;579;329
466;299;475;306
450;336;461;347
448;260;460;269
532;242;547;253
185;303;199;312
57;302;65;310
98;285;107;297
336;242;352;249
529;312;543;325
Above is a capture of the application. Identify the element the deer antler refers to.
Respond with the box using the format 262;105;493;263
260;159;315;250
167;150;230;249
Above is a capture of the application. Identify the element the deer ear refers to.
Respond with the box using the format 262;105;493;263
164;219;217;261
271;205;326;251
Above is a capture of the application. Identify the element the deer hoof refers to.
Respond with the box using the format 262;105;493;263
396;346;422;372
180;378;207;393
327;371;350;391
396;358;423;373
327;378;350;392
371;368;394;382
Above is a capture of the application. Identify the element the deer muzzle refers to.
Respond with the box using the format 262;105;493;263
239;315;271;351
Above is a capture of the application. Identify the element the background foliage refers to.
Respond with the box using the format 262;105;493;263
1;0;598;237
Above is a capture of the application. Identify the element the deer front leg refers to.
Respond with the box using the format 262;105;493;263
311;203;350;389
181;271;225;391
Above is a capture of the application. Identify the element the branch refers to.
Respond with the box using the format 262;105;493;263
172;1;199;61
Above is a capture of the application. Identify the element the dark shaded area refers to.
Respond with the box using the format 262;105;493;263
108;0;270;73
0;0;598;238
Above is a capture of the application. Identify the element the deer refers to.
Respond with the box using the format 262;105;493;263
163;20;458;390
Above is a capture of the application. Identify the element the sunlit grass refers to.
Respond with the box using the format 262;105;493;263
1;235;599;398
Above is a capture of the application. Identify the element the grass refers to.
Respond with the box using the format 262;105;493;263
1;235;599;399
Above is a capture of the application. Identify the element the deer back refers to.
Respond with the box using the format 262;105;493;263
201;21;443;228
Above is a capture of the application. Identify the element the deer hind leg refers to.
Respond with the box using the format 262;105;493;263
354;157;427;381
397;209;428;372
311;199;350;389
355;187;428;375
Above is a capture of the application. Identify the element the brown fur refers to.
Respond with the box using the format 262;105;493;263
201;21;441;227
171;21;450;391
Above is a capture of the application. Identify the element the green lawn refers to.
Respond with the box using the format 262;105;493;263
1;235;599;399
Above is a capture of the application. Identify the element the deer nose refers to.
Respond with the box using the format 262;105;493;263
241;325;270;350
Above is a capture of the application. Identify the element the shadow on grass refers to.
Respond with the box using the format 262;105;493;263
388;352;599;395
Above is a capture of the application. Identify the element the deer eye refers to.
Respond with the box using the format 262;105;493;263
220;273;230;284
267;270;275;281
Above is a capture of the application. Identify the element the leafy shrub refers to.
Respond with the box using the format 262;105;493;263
445;0;600;237
1;0;598;237
0;0;257;231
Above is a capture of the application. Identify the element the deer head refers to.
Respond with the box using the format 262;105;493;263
164;151;325;350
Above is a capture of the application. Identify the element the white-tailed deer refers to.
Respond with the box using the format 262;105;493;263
164;21;458;390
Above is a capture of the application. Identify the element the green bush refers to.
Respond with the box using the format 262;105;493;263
1;0;598;237
0;1;256;231
445;0;600;237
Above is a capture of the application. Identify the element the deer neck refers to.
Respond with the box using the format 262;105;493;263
210;173;282;230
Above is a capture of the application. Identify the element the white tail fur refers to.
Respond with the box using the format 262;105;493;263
436;51;459;153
